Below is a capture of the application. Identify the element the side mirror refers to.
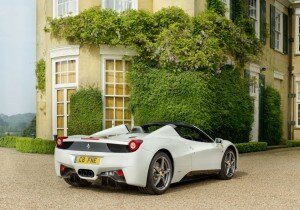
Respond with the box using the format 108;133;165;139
215;138;223;144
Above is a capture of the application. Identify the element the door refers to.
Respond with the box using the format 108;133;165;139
175;125;223;171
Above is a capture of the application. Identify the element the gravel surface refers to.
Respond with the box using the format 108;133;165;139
0;147;300;209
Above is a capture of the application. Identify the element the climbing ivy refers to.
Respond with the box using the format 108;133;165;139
48;6;262;70
35;59;46;92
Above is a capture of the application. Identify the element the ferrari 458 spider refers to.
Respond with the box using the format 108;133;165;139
54;122;238;194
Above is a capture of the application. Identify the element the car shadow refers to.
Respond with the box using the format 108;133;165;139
72;170;248;196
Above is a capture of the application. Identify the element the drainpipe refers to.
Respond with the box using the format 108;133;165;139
288;7;294;140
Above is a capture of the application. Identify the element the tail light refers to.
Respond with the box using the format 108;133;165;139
60;164;66;172
116;170;124;177
128;139;143;152
56;136;67;148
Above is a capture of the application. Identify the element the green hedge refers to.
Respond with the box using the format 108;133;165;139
262;87;283;146
15;138;55;154
286;140;300;147
68;88;103;135
208;66;253;142
128;65;253;143
0;136;17;148
235;142;268;153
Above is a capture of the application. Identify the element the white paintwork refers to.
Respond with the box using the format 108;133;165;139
50;45;80;58
55;125;239;187
51;56;79;137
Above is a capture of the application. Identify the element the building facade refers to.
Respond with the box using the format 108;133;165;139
36;0;300;141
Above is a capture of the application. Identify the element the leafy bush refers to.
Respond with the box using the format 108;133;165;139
286;140;300;147
128;69;213;130
0;136;17;148
208;66;253;142
128;65;253;143
235;142;268;153
68;88;103;135
15;138;55;154
261;87;283;146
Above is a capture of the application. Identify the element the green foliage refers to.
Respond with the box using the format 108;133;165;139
22;116;36;138
235;142;268;153
208;66;253;142
68;88;103;135
0;136;17;148
207;0;226;16
15;137;55;154
286;140;300;147
128;65;253;143
36;59;46;92
48;7;262;69
262;87;283;146
128;68;213;130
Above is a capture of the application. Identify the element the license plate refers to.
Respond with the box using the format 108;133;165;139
75;156;101;165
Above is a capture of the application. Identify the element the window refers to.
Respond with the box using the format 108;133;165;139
54;0;78;18
55;60;77;85
249;0;260;37
102;0;137;12
174;126;213;143
53;58;78;137
56;88;76;137
274;10;282;51
104;59;132;129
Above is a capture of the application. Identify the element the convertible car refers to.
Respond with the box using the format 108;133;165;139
54;122;238;195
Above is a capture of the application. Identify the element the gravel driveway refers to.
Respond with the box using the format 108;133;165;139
0;147;299;209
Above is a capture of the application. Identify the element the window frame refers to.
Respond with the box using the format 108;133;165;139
274;9;283;51
101;55;133;129
249;0;260;38
102;0;138;12
53;0;79;19
52;56;79;138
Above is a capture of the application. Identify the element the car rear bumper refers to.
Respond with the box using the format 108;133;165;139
54;148;153;187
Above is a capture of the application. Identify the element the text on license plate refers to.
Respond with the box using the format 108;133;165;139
75;156;101;165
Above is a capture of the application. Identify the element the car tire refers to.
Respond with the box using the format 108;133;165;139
218;148;236;180
64;173;92;187
138;152;173;195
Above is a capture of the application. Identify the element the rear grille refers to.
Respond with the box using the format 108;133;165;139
78;169;94;178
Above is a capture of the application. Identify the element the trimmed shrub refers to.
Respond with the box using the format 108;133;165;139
128;66;253;143
235;142;268;153
68;88;103;135
128;69;213;131
208;66;253;142
15;138;55;154
0;136;17;148
262;87;283;146
286;140;300;147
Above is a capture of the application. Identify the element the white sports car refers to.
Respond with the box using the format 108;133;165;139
55;122;238;195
